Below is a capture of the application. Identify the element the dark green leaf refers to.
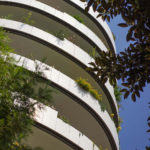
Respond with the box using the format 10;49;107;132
118;23;128;27
131;93;136;101
135;90;140;97
120;89;127;92
124;91;130;99
147;129;150;133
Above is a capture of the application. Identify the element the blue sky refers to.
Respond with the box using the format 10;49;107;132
108;16;150;150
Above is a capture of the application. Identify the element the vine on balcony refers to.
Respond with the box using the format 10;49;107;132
58;114;70;124
22;11;35;25
55;30;66;40
89;47;96;58
99;145;108;150
1;14;13;19
76;77;106;111
117;116;123;133
73;15;84;24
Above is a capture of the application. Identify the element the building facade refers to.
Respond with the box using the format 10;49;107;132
0;0;119;149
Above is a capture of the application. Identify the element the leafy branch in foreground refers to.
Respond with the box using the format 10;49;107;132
0;28;53;150
88;40;150;102
146;146;150;150
79;0;150;147
80;0;150;102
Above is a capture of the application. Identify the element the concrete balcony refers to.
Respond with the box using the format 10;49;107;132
25;101;100;150
11;53;119;150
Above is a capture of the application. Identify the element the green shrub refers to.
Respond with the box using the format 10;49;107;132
73;15;84;24
89;47;96;58
76;77;92;91
116;117;123;133
1;14;13;19
22;11;35;25
55;30;66;40
98;101;106;112
76;77;106;111
58;114;69;124
114;86;122;103
90;88;102;102
99;145;108;150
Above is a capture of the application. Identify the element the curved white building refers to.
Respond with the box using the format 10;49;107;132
0;0;119;150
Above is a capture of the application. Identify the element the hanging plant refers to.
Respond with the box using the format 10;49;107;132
76;77;106;111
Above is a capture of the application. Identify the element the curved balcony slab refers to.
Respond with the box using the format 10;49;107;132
11;53;119;150
0;0;108;53
68;0;116;53
29;101;99;150
0;18;118;123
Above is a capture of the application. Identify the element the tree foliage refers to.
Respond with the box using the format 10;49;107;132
146;146;150;150
80;0;150;101
114;86;122;103
80;0;150;148
0;28;52;150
